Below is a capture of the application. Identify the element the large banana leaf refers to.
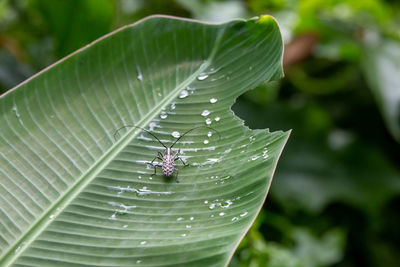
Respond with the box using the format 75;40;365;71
0;15;289;266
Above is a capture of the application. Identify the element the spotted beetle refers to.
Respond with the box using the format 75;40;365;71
114;125;220;182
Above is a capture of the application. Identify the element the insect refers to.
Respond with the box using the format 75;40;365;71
114;125;220;182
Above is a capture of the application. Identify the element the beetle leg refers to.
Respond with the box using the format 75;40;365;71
175;156;189;167
149;154;163;166
173;149;188;166
149;157;156;166
150;155;161;165
150;163;163;177
175;168;180;183
150;162;157;177
148;153;163;177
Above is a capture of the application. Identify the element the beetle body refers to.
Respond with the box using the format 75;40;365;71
162;148;175;177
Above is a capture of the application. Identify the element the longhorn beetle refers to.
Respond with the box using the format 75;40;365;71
114;125;220;182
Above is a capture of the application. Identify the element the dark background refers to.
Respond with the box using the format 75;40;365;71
1;0;400;266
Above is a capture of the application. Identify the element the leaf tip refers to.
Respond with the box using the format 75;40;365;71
256;15;275;25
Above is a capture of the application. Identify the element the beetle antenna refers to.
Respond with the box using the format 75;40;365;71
114;125;167;149
170;126;221;148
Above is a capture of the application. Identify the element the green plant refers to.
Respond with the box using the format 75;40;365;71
0;15;288;266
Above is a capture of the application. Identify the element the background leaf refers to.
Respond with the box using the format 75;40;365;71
363;36;400;142
0;15;288;266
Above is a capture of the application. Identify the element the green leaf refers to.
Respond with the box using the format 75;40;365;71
363;37;400;142
230;212;345;267
0;15;288;266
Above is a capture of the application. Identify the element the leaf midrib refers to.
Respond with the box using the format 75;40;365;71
0;25;226;266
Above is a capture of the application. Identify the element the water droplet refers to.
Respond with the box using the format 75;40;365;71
14;242;26;253
108;201;137;217
222;200;233;208
177;217;183;221
240;212;248;217
11;105;23;125
249;136;256;142
123;225;128;228
171;102;176;110
223;148;232;154
215;117;220;122
207;131;212;137
197;73;208;80
136;260;142;264
232;217;239;221
186;225;191;229
186;86;196;94
136;65;143;81
205;118;212;125
181;233;187;237
219;212;225;216
140;241;147;245
190;216;194;221
199;61;208;68
172;131;180;138
11;105;19;117
208;67;221;74
210;98;218;103
179;89;189;98
201;110;210;116
108;186;172;196
208;199;234;210
160;112;167;119
263;148;269;158
49;214;55;219
205;158;220;164
148;121;160;131
158;92;162;97
251;155;260;161
203;140;209;144
204;200;209;204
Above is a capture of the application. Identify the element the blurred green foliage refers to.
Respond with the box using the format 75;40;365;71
1;0;400;266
